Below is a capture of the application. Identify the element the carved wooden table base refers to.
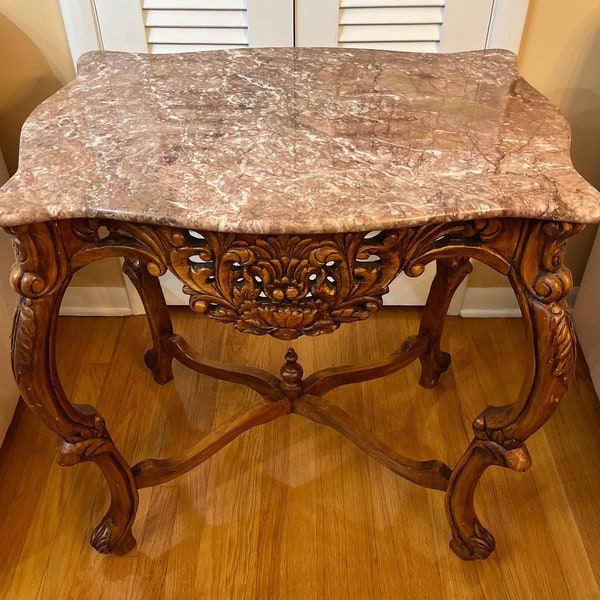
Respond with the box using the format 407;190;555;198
6;216;582;560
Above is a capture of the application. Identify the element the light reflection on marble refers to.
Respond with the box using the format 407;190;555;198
1;47;599;233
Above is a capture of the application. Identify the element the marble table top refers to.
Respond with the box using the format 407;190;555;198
1;47;599;234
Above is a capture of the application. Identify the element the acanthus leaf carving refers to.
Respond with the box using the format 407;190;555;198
12;297;36;373
161;229;409;340
548;303;576;387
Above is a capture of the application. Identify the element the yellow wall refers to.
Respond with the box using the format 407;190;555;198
0;0;74;172
470;0;600;287
520;0;600;282
0;0;599;289
0;0;122;286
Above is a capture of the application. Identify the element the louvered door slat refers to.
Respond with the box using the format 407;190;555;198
338;1;444;52
339;7;443;25
147;28;248;45
341;0;443;6
339;41;439;51
143;0;246;9
339;24;440;42
145;10;247;28
142;0;249;53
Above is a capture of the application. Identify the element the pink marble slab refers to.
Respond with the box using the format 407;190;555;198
1;47;599;233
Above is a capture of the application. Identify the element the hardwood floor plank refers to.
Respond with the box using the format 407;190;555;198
1;308;600;598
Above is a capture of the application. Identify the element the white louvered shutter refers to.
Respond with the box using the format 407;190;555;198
143;0;250;53
296;0;528;54
141;0;294;52
338;0;445;53
59;0;294;63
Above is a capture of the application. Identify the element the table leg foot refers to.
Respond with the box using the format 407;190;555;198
144;347;173;385
55;421;139;554
417;257;472;388
92;517;137;555
419;350;451;389
445;435;530;560
449;522;495;561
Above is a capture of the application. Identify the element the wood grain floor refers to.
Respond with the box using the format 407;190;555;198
0;307;599;599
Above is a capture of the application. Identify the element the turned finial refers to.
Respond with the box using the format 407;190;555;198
280;347;304;400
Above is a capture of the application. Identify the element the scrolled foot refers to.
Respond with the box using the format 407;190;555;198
54;417;139;556
91;516;137;555
449;521;495;560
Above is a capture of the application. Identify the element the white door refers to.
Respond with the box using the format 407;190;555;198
296;0;528;54
58;0;294;63
58;0;528;311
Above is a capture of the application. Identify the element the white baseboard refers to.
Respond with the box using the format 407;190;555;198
460;287;521;318
460;286;579;318
58;283;580;321
60;286;132;316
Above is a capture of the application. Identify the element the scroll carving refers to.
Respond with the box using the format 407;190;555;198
71;219;102;243
516;221;584;390
403;218;511;278
523;221;581;305
7;223;68;298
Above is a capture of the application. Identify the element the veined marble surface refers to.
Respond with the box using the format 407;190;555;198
1;48;599;233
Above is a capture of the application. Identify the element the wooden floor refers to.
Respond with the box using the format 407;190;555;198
0;307;600;599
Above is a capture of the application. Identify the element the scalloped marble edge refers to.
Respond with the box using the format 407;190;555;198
0;47;599;234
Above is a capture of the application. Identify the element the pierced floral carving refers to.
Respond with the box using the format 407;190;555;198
160;229;408;340
77;218;522;340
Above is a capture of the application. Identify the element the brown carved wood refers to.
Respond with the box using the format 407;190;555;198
3;216;583;560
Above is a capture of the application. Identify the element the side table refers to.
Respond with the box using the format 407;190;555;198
1;48;599;560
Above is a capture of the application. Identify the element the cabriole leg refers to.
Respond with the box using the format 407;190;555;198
418;256;472;388
123;257;174;384
445;221;583;559
9;223;139;554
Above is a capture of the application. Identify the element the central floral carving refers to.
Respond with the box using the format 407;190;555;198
96;220;498;340
163;230;406;340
